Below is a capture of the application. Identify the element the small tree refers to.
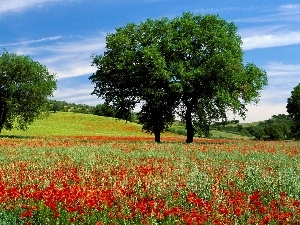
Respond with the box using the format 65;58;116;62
137;94;175;142
93;103;115;117
287;83;300;138
0;51;56;133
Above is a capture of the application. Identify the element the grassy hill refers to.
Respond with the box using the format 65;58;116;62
0;112;180;138
1;112;256;140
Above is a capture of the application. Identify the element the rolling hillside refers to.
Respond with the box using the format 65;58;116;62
1;112;257;140
0;112;179;138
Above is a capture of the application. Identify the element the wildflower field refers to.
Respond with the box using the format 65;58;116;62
0;113;299;224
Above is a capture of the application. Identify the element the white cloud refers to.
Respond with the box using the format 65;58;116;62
230;61;300;122
46;38;106;79
1;33;107;104
262;62;300;100
9;35;106;79
0;0;76;14
52;84;101;105
235;103;287;123
196;6;243;14
278;4;300;14
53;86;93;99
266;62;300;76
235;4;300;24
0;36;62;47
242;30;300;50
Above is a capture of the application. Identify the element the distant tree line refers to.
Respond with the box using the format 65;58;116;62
48;100;138;122
48;100;95;114
58;98;300;141
93;103;138;122
165;114;293;140
48;98;298;141
245;83;300;141
247;114;293;140
202;82;300;141
211;114;293;141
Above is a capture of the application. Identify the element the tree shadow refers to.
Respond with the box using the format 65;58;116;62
0;134;34;139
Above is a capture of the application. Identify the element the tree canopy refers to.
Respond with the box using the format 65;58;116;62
248;114;292;140
167;13;267;142
287;83;300;138
90;12;268;142
0;51;57;132
90;17;180;142
93;103;115;118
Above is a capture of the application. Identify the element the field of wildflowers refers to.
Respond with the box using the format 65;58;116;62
0;136;299;224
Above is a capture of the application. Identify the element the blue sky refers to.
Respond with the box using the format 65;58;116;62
1;0;300;122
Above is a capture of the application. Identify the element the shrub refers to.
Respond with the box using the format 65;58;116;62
248;114;293;140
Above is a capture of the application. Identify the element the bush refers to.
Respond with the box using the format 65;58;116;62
93;103;115;117
48;100;94;114
247;126;268;140
211;122;251;137
166;126;187;136
247;114;293;140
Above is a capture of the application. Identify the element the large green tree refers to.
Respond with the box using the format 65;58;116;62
90;12;267;143
90;19;180;142
286;83;300;138
0;51;56;133
167;13;267;142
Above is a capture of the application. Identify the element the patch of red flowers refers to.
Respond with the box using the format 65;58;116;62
0;139;298;224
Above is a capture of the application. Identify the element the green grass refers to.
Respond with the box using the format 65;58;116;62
1;112;148;137
167;121;252;139
1;112;256;140
209;129;251;139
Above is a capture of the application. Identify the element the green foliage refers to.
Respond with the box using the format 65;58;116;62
90;16;180;142
48;100;95;114
138;101;175;142
211;122;251;138
48;100;138;122
247;125;267;140
90;12;267;143
166;121;187;136
0;50;57;132
287;83;300;138
247;114;293;140
93;103;115;117
167;13;267;142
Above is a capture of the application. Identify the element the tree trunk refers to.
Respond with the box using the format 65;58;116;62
0;102;7;133
154;130;161;143
185;105;194;143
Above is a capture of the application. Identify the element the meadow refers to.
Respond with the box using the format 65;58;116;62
0;113;299;224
